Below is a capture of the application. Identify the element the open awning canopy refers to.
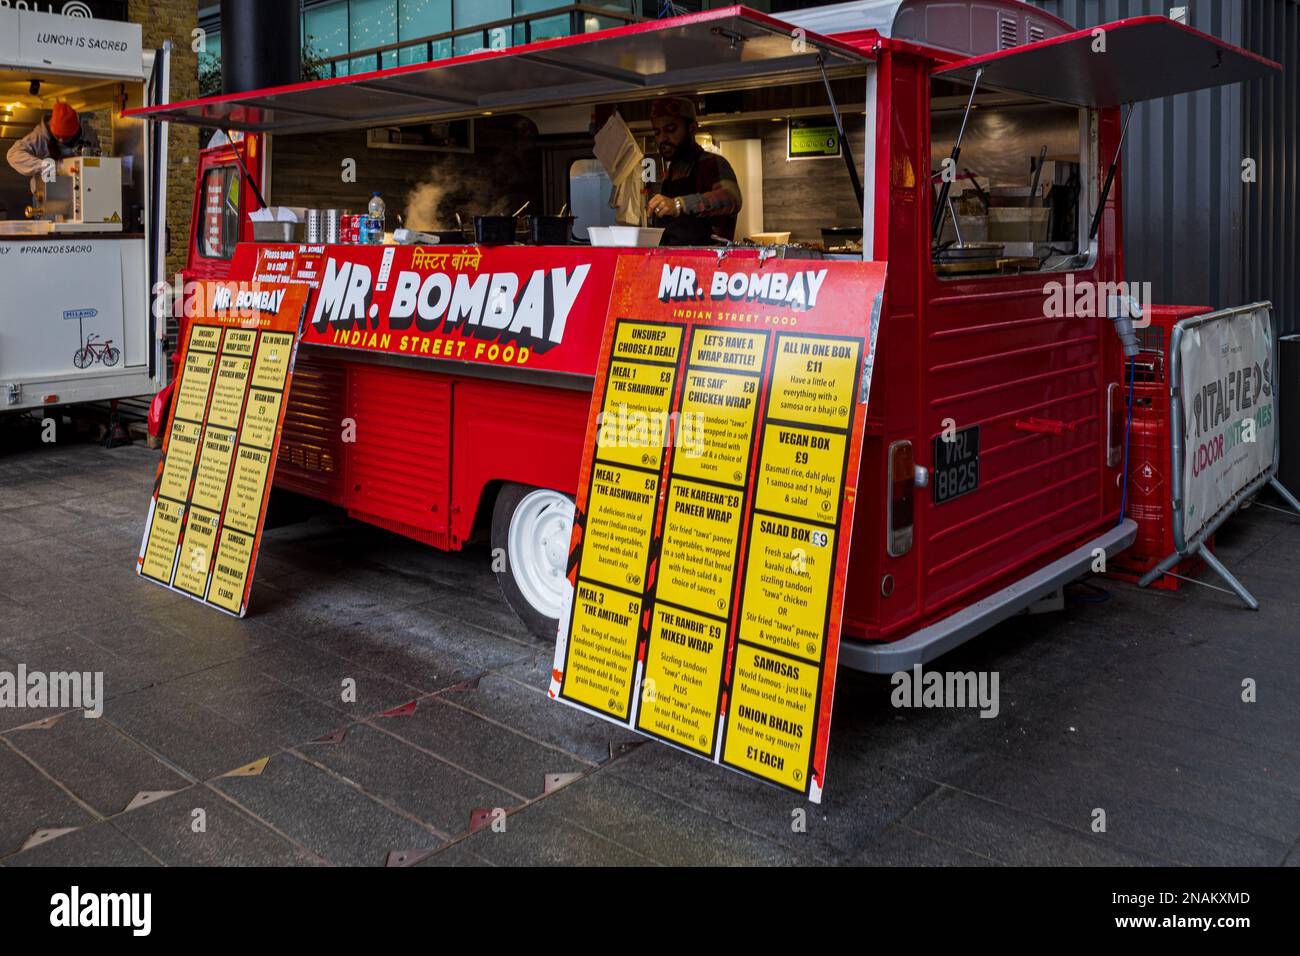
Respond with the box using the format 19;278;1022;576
124;6;871;134
936;16;1280;108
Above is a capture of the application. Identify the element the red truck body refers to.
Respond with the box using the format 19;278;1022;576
133;2;1277;667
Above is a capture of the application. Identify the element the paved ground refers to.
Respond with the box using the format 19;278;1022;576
1;427;1298;866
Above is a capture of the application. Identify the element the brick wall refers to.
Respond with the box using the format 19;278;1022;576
128;0;199;278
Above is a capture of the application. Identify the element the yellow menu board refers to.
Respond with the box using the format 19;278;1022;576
551;256;886;803
136;283;308;617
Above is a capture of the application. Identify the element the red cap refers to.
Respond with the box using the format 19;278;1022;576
650;96;697;122
49;102;79;140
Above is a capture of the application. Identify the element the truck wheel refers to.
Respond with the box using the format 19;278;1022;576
491;483;574;641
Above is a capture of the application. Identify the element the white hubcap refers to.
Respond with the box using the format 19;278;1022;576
507;489;574;619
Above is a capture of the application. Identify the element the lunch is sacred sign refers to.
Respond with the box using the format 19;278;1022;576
549;254;885;802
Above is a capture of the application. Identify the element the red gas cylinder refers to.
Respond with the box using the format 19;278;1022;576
1107;305;1213;590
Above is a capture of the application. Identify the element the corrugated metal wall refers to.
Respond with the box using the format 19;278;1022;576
1030;0;1298;335
1244;0;1299;337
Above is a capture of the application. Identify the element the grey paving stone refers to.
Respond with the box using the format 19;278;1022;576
79;613;275;685
1044;695;1300;806
0;508;42;545
443;672;642;767
411;840;495;867
94;587;283;656
306;722;517;836
102;684;280;781
0;631;157;731
112;786;324;866
850;823;1001;866
412;587;537;643
490;646;556;685
361;601;536;671
0;558;124;637
3;821;159;867
942;748;1289;866
282;604;529;694
454;797;656;866
245;639;425;718
605;734;937;864
244;578;395;636
379;695;588;799
4;500;123;541
0;741;97;858
168;658;350;748
4;713;191;817
212;751;440;866
537;770;806;865
900;786;1164;866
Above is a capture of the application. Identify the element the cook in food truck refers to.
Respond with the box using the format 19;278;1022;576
130;1;1278;672
0;6;169;415
645;95;743;245
6;102;102;189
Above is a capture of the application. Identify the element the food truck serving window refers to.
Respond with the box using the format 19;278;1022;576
201;167;241;260
927;16;1280;281
929;81;1092;280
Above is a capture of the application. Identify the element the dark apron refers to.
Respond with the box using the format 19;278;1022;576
652;155;715;247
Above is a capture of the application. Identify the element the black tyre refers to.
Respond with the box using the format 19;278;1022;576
490;482;575;641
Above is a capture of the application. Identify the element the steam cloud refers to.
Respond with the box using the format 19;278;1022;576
401;120;537;231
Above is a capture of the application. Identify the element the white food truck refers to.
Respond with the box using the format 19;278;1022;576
0;7;169;414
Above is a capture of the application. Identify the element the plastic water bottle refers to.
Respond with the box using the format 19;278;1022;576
366;192;386;244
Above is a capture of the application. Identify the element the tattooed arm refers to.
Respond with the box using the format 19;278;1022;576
677;153;743;217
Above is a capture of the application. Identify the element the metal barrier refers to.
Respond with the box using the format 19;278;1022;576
1138;302;1300;607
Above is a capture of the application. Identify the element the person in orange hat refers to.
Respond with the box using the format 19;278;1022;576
644;95;742;246
6;102;101;190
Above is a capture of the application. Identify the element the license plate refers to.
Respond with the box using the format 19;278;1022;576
932;426;980;504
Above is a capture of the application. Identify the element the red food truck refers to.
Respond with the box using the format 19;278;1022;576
128;1;1278;670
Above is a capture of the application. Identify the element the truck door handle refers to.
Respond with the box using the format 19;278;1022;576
1014;417;1077;436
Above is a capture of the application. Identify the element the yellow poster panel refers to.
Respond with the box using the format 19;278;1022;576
173;350;217;423
656;480;743;616
596;360;677;470
611;321;683;364
208;526;256;614
672;369;759;486
173;506;221;597
140;497;184;583
754;424;847;525
249;331;296;390
687;328;766;374
721;643;820;791
223;445;272;535
637;604;726;754
238;388;284;450
190;426;237;512
560;580;642;719
738;516;836;663
221;328;258;357
768;335;860;430
207;354;251;429
187;324;222;353
579;463;658;592
157;420;202;501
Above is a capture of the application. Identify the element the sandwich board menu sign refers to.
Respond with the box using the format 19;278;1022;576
549;254;885;802
137;281;308;617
